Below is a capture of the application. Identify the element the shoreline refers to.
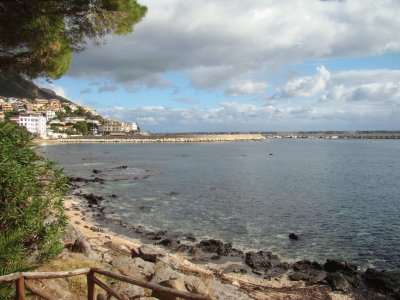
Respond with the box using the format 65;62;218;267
64;190;400;299
64;196;352;299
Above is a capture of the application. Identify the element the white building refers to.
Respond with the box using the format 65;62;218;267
122;121;138;132
17;114;47;137
46;110;56;121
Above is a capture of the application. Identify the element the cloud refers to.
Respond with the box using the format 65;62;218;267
80;88;92;94
227;80;269;97
280;66;331;98
98;85;118;93
67;0;400;91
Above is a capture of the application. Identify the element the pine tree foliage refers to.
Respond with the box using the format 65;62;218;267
0;0;147;78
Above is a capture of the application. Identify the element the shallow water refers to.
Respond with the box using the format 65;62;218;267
40;139;400;270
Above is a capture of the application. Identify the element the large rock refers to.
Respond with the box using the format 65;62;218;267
323;259;357;275
132;245;166;263
363;268;400;297
244;251;273;271
150;266;184;284
112;256;155;280
197;239;232;256
211;281;249;300
152;278;187;300
71;237;100;260
325;272;352;292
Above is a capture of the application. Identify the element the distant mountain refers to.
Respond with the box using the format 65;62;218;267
0;74;72;103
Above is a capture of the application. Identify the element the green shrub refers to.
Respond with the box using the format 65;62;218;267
0;122;68;297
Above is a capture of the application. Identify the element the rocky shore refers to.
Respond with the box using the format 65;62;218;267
61;174;400;300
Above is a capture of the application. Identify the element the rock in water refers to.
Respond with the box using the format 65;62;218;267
289;233;299;240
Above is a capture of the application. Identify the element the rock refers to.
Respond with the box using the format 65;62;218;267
116;165;128;169
90;226;103;232
156;238;180;248
212;281;249;300
168;191;179;196
152;278;187;300
82;193;104;205
363;268;400;296
117;284;147;299
197;239;232;256
150;266;183;284
101;253;113;264
325;272;352;292
96;293;107;300
146;230;167;240
292;260;323;271
323;259;357;275
132;245;166;263
112;256;155;280
222;264;248;274
245;251;273;271
289;233;299;240
92;169;101;174
71;237;100;260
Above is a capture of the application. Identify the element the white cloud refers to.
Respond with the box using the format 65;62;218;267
281;65;331;97
68;0;400;90
227;80;269;97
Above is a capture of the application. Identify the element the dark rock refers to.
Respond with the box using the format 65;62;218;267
116;165;128;169
82;193;104;205
90;226;103;232
109;194;118;198
289;233;299;240
156;238;180;248
245;251;273;270
168;191;179;196
197;239;232;256
293;260;323;271
325;272;351;292
92;169;101;174
363;268;400;296
146;230;167;240
324;259;358;275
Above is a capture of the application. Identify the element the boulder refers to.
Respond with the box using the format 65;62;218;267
71;237;100;260
244;251;273;271
325;272;352;292
363;268;400;296
112;256;155;280
152;278;187;300
292;260;323;271
323;259;357;275
197;239;232;256
289;233;299;240
150;266;183;284
132;245;166;263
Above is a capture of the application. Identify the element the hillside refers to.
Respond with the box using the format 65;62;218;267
0;74;72;103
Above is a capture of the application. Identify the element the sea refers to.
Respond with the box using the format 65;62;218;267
39;139;400;271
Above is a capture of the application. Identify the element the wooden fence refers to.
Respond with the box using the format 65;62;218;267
0;268;209;300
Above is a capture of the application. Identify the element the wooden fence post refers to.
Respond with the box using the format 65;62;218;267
16;277;26;300
87;271;95;300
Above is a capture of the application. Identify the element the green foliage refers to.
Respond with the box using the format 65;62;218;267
73;121;89;135
0;122;68;280
0;0;147;78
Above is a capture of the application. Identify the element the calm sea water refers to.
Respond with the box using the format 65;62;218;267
40;139;400;270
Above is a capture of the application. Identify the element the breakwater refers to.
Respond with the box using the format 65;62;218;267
38;134;266;144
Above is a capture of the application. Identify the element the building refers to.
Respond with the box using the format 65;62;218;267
0;103;13;112
84;107;99;116
121;121;138;132
17;114;47;137
12;103;26;112
47;99;62;110
98;120;122;134
0;112;4;121
33;98;49;105
46;110;57;121
25;103;34;111
64;116;85;123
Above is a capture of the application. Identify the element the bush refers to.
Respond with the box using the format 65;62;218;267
0;122;68;295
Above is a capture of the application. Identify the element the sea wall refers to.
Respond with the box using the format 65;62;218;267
37;134;266;145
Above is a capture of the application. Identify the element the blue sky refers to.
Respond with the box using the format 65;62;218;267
38;0;400;133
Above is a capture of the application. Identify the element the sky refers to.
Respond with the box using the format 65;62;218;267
38;0;400;133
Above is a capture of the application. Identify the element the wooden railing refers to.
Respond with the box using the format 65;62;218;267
0;268;209;300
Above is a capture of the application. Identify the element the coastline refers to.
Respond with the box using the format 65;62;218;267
34;133;267;146
64;195;353;300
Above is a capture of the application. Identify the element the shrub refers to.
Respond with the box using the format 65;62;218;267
0;122;68;296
